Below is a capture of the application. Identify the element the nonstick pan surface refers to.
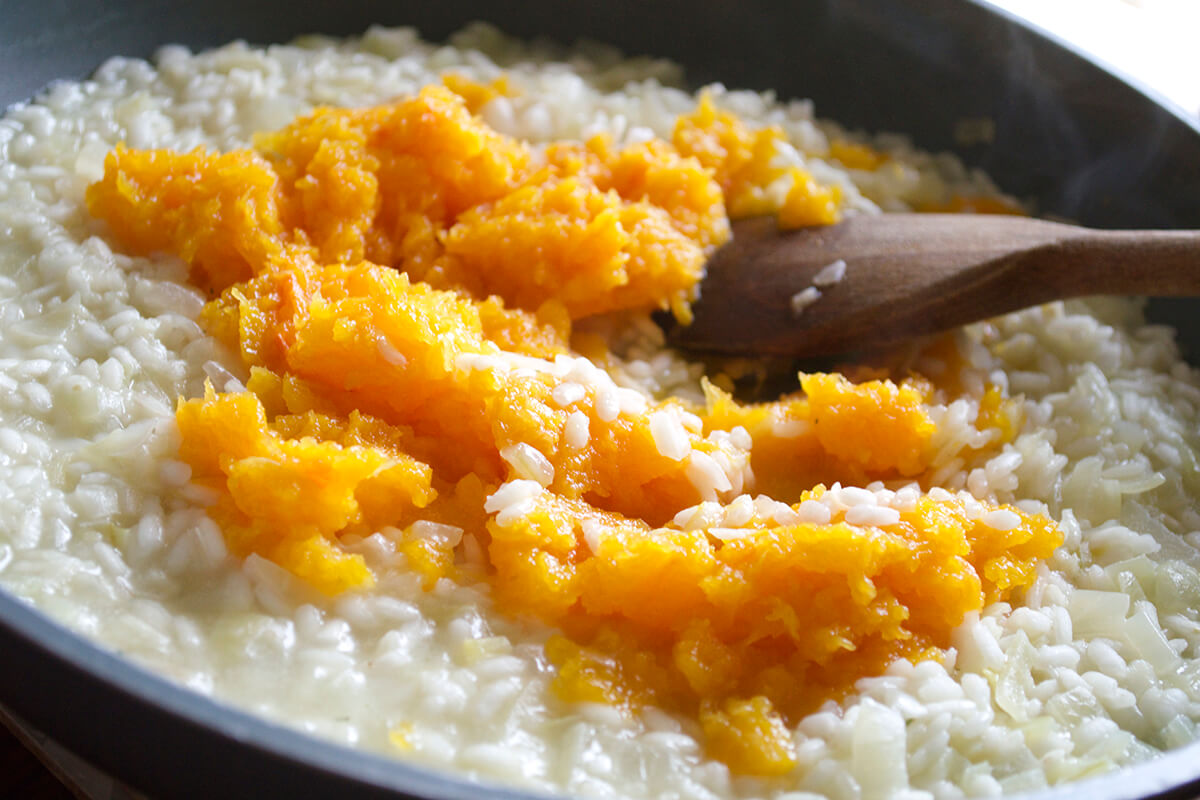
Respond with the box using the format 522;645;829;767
1;1;1199;798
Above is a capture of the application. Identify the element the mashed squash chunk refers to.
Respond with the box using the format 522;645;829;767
87;87;1060;775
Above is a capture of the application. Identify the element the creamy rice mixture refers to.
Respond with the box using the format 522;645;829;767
1;23;1199;800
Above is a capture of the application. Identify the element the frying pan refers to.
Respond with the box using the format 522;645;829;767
1;0;1199;797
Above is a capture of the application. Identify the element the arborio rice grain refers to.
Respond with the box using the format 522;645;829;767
0;23;1198;800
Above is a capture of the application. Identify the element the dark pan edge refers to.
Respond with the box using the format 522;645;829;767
0;587;552;800
3;580;1200;800
961;0;1200;138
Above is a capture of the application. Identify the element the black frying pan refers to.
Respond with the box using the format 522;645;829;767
1;1;1199;797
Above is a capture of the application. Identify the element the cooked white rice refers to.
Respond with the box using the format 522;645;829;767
813;259;847;287
0;23;1198;800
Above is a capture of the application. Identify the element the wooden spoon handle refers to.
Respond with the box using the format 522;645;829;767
674;215;1200;358
911;225;1200;332
1045;229;1200;297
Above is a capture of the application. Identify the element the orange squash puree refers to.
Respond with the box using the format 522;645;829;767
494;483;1055;710
87;86;1060;775
673;93;842;226
827;139;889;171
89;85;735;321
177;384;434;594
440;72;515;113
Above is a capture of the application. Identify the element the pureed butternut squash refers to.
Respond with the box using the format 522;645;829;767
86;81;1059;774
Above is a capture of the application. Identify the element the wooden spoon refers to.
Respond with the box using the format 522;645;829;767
669;214;1200;358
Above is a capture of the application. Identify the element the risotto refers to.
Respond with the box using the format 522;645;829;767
0;23;1198;800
